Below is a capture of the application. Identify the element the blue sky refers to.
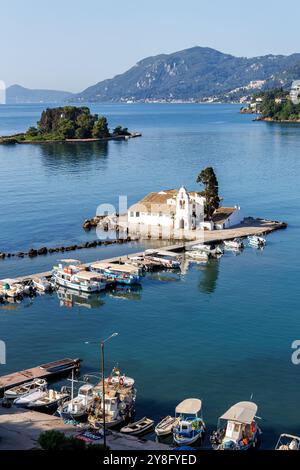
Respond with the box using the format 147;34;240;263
1;0;299;92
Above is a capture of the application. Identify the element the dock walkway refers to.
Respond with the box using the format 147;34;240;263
13;218;286;284
0;358;81;396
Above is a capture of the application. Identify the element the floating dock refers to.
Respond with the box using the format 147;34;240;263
0;358;81;396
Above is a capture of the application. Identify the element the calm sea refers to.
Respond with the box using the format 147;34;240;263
0;103;300;448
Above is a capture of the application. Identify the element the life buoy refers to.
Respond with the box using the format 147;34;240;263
250;422;256;433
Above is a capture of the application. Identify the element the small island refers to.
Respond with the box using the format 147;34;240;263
0;106;141;144
240;88;300;122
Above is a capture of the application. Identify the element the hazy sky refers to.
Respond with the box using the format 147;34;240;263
1;0;299;92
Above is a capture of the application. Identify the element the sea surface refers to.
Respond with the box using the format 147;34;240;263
0;103;300;448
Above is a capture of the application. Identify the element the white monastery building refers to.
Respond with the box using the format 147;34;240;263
127;186;242;237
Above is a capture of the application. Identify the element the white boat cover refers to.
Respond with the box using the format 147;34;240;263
220;401;257;424
91;262;138;274
59;259;81;264
176;398;202;414
74;271;101;281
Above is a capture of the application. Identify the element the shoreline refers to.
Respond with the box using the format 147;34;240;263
0;132;142;145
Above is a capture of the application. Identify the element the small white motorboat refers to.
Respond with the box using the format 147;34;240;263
248;236;266;248
155;415;179;437
275;433;300;450
4;378;47;400
223;238;244;250
120;417;154;436
32;277;52;292
14;388;48;408
185;250;209;261
190;243;223;257
27;388;69;412
173;399;205;446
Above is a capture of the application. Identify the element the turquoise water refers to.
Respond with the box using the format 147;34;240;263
0;104;300;448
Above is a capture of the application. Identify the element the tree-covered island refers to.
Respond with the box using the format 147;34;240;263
241;88;300;122
0;106;139;144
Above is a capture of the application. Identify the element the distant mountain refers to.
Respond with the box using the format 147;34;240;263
7;85;73;104
72;47;300;102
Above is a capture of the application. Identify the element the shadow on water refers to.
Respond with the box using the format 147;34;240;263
198;259;220;294
38;141;109;172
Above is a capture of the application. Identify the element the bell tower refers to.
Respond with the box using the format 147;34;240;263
175;186;191;230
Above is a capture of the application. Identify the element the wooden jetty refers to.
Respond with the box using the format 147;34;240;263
0;358;81;396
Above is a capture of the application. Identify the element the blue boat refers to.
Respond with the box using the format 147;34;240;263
173;398;205;446
90;261;141;285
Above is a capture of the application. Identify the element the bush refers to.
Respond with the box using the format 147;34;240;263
38;430;107;451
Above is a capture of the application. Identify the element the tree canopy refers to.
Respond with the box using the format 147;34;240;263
196;167;220;219
18;106;130;142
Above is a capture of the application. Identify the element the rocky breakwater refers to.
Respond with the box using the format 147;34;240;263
0;237;135;261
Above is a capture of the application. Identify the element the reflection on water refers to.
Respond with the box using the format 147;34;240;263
56;287;105;309
39;141;109;172
108;285;142;301
198;259;220;294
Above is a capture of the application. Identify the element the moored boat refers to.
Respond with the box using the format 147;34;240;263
173;399;205;446
4;378;47;400
57;383;95;421
120;417;154;435
27;388;70;412
155;415;179;437
0;279;25;299
88;368;136;428
223;238;244;250
275;433;300;450
90;261;141;285
210;401;261;450
32;277;52;292
185;250;209;261
248;236;266;248
190;243;223;257
14;388;49;408
144;250;181;269
53;260;106;293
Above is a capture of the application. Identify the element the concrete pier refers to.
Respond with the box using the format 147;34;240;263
12;218;286;284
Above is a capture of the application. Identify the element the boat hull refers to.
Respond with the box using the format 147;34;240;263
53;275;104;293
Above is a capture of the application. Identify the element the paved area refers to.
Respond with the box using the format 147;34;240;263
0;407;169;450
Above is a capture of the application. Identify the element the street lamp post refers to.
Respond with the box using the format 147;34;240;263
101;333;118;448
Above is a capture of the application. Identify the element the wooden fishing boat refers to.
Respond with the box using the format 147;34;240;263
173;399;205;446
53;260;106;293
120;417;154;435
57;383;95;421
90;261;141;285
155;415;179;437
210;401;262;450
4;378;47;400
